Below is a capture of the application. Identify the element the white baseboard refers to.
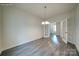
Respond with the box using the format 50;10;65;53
2;37;42;51
75;44;79;52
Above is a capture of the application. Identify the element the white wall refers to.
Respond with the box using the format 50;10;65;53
0;6;2;54
74;4;79;51
2;6;43;50
67;10;76;44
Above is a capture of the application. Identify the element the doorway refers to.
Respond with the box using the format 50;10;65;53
50;22;56;36
60;19;68;44
49;19;68;44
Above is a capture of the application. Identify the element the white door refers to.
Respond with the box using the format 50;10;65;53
60;19;68;44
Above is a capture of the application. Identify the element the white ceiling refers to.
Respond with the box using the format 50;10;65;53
14;3;77;19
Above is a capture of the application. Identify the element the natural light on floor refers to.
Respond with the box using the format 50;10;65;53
51;35;59;44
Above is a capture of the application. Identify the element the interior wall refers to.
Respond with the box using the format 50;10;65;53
2;6;43;50
74;4;79;51
0;6;2;54
67;10;76;44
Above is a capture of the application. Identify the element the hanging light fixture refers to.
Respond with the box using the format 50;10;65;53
45;21;50;24
41;5;50;38
41;5;50;25
42;21;50;24
42;21;45;24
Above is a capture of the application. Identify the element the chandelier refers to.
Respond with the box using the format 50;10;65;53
41;5;50;25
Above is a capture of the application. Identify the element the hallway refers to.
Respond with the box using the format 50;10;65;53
1;35;78;56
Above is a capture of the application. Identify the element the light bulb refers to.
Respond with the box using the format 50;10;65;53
42;21;45;24
45;21;50;24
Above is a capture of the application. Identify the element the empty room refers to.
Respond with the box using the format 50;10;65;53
0;3;79;56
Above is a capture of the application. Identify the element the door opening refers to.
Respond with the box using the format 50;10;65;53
50;22;56;36
60;19;68;44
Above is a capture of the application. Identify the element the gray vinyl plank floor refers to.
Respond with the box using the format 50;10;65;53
1;35;78;56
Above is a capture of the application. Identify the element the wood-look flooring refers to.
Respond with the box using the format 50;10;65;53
1;35;78;56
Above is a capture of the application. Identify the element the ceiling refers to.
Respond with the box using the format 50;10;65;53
13;3;77;19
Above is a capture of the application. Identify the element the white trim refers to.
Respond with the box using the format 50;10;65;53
75;44;79;52
2;36;42;51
